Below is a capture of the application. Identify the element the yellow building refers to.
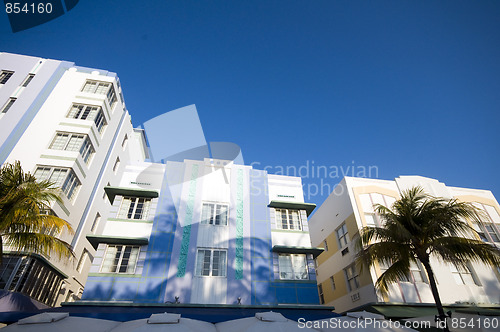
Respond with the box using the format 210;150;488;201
309;176;500;314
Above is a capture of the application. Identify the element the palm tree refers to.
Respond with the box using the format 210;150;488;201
356;186;500;327
0;161;74;265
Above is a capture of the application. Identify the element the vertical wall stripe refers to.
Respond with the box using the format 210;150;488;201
176;164;199;277
235;169;244;279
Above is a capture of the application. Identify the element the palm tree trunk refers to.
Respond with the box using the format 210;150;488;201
420;256;449;332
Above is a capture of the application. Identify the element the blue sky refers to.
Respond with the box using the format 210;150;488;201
1;1;499;207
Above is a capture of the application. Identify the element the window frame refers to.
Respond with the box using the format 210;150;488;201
336;223;349;248
275;208;302;230
450;263;480;286
76;250;89;273
66;103;107;133
195;248;227;277
0;71;14;84
33;166;81;201
278;253;309;280
49;132;95;164
1;98;16;114
21;74;35;87
201;202;229;226
81;80;118;109
344;264;360;292
117;196;152;221
100;244;140;274
318;283;325;304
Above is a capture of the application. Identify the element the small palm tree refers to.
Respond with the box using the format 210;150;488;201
0;161;74;265
357;186;500;326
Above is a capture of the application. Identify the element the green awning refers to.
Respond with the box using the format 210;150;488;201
370;304;442;319
104;186;159;204
353;303;500;319
272;245;324;258
86;235;149;249
268;201;316;216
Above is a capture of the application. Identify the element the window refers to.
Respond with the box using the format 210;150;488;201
323;240;328;251
67;104;107;133
1;254;64;306
100;245;140;274
34;166;81;200
330;276;336;290
1;98;16;114
201;203;228;225
49;132;95;164
195;249;227;277
91;213;101;232
76;250;89;273
344;264;360;292
318;284;324;304
0;71;14;84
113;157;120;173
81;80;117;108
401;261;424;283
364;213;377;227
117;197;151;220
275;208;302;230
450;264;480;286
121;134;128;149
336;223;349;248
278;254;308;280
21;74;35;87
65;291;74;302
484;223;500;242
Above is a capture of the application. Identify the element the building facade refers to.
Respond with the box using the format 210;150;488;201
1;52;321;306
309;175;500;313
0;52;146;306
81;158;322;305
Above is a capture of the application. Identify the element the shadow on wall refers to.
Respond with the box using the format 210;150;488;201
81;233;319;305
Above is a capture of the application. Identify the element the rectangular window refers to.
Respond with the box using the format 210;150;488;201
330;276;336;290
21;74;35;87
100;245;140;274
278;254;308;280
1;98;16;114
400;261;424;283
117;197;151;220
122;134;128;149
484;223;500;242
201;203;228;225
323;240;328;251
76;250;88;273
0;71;14;84
34;166;81;200
195;249;227;277
318;284;324;304
91;212;101;232
67;104;107;133
336;223;349;248
49;132;95;164
113;157;120;173
364;213;377;227
81;80;118;108
275;208;302;230
344;264;360;292
450;264;480;286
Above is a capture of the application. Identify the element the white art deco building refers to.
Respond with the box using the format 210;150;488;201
0;52;322;307
0;52;156;305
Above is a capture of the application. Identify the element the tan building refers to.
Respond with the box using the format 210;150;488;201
309;175;500;313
